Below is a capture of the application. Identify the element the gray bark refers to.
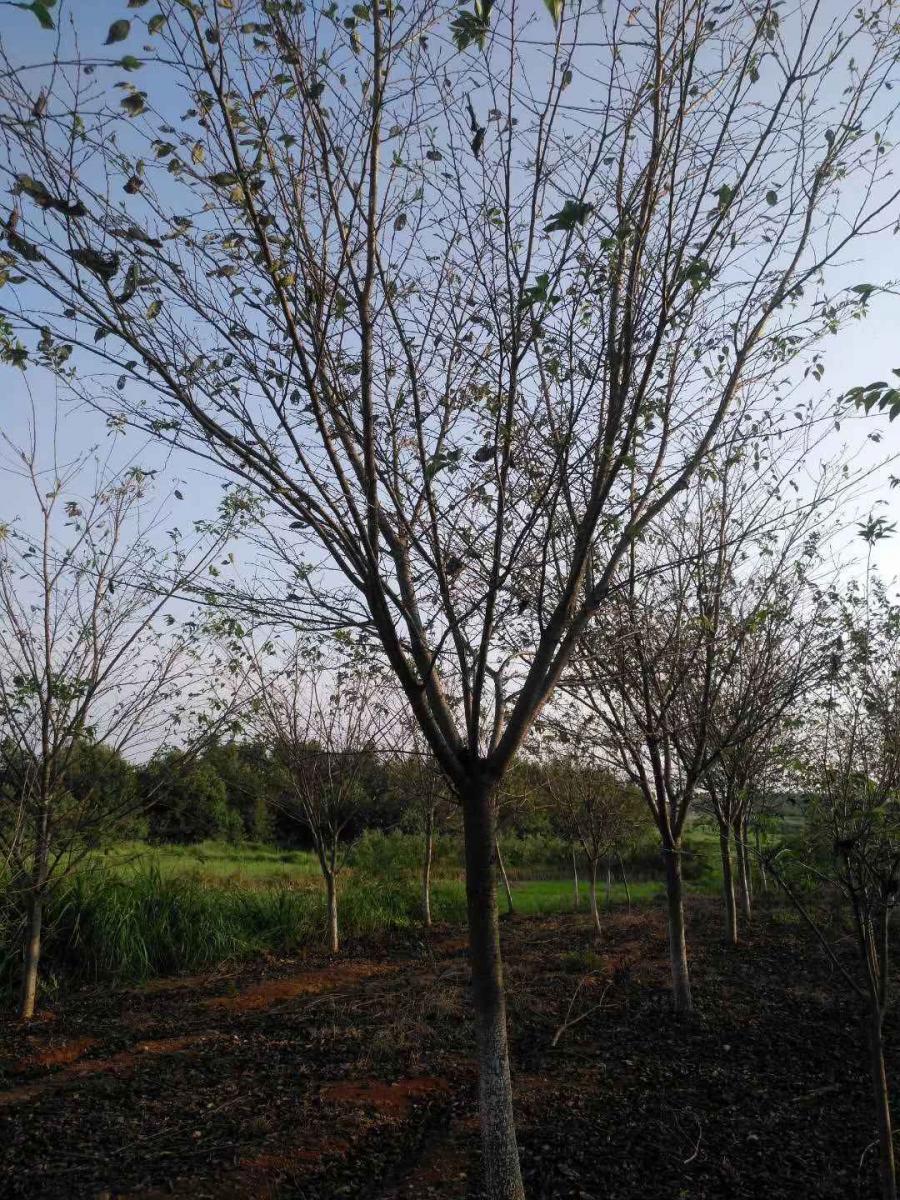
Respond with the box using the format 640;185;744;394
18;890;43;1021
463;781;525;1200
719;826;738;947
663;844;693;1013
869;1008;897;1200
589;858;601;935
422;809;434;927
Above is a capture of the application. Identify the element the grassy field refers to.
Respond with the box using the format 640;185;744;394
97;837;681;910
0;828;727;999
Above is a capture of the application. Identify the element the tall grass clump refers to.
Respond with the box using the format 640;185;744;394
0;864;469;998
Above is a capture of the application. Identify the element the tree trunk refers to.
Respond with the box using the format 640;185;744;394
422;809;434;927
462;781;525;1200
571;845;579;911
588;858;601;935
663;844;693;1013
756;826;768;892
719;825;738;947
18;890;43;1020
605;857;612;910
325;871;339;954
495;837;514;916
735;819;752;922
868;1007;897;1200
617;850;632;910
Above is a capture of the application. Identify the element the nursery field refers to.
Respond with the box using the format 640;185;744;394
0;899;892;1200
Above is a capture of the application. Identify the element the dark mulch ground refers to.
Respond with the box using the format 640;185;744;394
0;898;892;1199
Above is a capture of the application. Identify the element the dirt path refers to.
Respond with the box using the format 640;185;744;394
0;905;893;1198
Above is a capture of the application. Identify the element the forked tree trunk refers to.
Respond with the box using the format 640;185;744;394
588;858;601;935
617;850;632;910
719;825;738;947
663;844;693;1013
324;870;339;954
868;1007;897;1200
462;781;525;1200
571;845;580;911
495;837;514;916
18;889;43;1020
422;808;434;927
735;819;752;923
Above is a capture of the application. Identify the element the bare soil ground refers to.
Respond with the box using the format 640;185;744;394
0;899;893;1199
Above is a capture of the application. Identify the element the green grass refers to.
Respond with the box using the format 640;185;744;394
97;840;322;886
507;877;666;914
0;828;729;1000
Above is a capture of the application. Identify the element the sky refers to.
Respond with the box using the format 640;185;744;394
1;0;900;584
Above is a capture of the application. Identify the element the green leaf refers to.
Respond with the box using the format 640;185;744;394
70;247;120;280
119;55;143;70
766;189;777;205
128;0;149;7
118;262;140;303
715;183;734;213
105;18;131;45
13;1;56;31
148;12;165;34
191;142;205;165
544;198;593;234
120;92;147;117
146;298;162;320
543;0;563;25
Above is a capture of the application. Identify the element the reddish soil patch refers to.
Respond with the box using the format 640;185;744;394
321;1076;449;1117
0;1031;222;1108
15;1034;99;1071
130;973;213;995
202;960;397;1012
1;904;896;1200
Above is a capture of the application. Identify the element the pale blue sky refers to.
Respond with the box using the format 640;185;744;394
2;0;899;581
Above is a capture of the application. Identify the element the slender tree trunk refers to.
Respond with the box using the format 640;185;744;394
605;857;612;910
868;1006;897;1200
571;845;579;911
617;850;632;910
18;889;43;1020
734;821;752;924
719;825;738;947
663;844;693;1013
756;826;768;892
462;780;525;1200
324;870;339;954
588;858;601;935
495;837;514;916
422;808;434;927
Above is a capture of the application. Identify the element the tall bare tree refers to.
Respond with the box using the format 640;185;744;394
0;418;246;1018
568;428;847;1005
3;0;899;1188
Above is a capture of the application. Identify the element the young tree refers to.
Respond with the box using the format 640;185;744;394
0;426;245;1018
770;553;900;1200
703;718;798;939
569;428;841;1002
3;0;900;1187
541;754;646;935
252;648;392;952
391;719;456;927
